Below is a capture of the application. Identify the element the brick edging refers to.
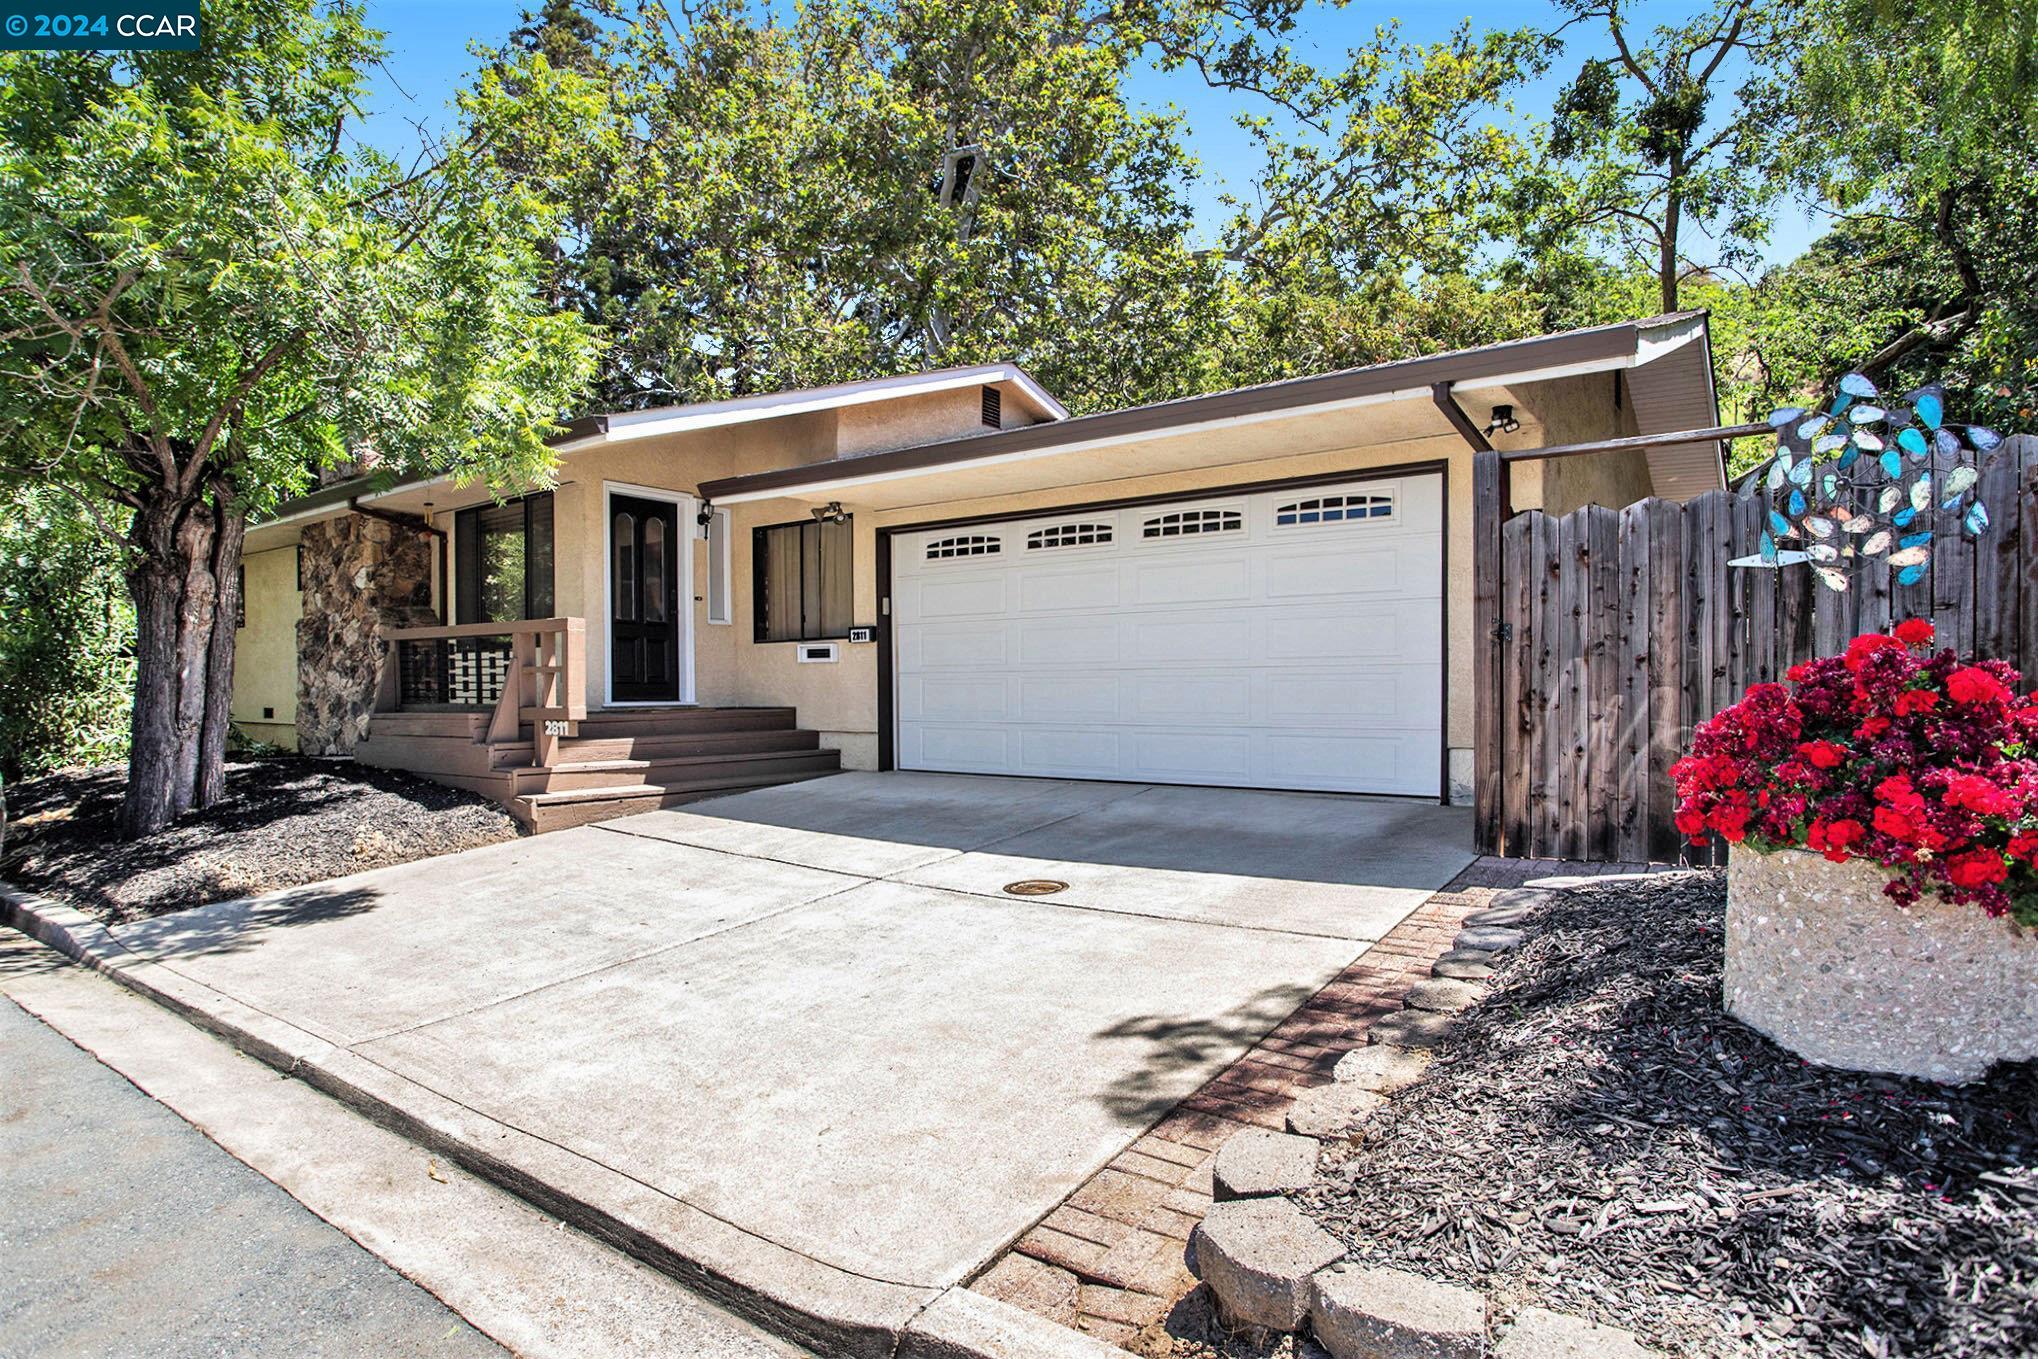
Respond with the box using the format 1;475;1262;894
970;864;1547;1347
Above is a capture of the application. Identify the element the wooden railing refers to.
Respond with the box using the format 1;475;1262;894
378;618;588;766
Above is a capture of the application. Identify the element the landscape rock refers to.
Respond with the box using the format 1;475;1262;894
1486;887;1562;913
1454;926;1525;953
1431;950;1496;981
1213;1130;1321;1201
1493;1307;1657;1358
1190;1198;1344;1332
1331;1045;1431;1092
1286;1083;1387;1139
1310;1263;1487;1359
1367;1011;1455;1050
1403;978;1483;1014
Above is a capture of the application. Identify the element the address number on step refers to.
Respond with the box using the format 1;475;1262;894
544;720;571;736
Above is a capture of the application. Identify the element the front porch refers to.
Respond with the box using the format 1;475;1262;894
353;617;840;831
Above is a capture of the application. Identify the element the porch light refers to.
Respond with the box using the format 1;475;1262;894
812;501;848;525
1483;404;1520;436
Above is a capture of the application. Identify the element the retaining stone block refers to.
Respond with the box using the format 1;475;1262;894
1286;1083;1388;1139
1494;1307;1658;1358
1190;1198;1344;1332
1213;1130;1321;1202
1331;1045;1431;1092
1310;1263;1487;1359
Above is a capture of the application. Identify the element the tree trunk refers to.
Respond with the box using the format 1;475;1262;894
120;490;240;838
122;502;186;838
195;500;246;808
1659;173;1683;314
167;509;219;816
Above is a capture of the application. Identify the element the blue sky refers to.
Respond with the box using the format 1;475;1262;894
357;0;1821;269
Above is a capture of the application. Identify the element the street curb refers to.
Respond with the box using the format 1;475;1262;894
1;881;1126;1359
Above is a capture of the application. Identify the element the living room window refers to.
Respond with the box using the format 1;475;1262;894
753;516;852;642
454;492;554;623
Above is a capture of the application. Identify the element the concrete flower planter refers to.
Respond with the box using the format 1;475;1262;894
1725;847;2038;1082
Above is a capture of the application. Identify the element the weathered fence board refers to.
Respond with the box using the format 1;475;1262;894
1476;434;2038;865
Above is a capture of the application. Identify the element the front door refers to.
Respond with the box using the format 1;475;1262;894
610;494;681;702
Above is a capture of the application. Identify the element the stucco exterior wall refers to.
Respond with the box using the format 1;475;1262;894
232;542;302;750
1502;372;1651;517
836;387;996;455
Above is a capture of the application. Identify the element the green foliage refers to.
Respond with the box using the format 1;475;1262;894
0;487;135;779
0;0;603;521
1753;0;2038;427
1526;0;1792;313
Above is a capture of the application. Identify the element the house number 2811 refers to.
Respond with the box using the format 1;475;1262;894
544;720;570;736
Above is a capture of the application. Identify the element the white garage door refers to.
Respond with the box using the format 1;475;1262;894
890;474;1444;796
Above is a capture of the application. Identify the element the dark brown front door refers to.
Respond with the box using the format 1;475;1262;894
610;494;681;702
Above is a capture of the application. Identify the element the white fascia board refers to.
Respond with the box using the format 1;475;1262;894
707;351;1648;505
557;363;1066;457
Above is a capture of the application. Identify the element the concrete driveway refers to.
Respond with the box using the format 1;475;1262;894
88;773;1471;1351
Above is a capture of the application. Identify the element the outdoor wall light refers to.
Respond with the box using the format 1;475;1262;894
1484;404;1521;436
812;501;849;525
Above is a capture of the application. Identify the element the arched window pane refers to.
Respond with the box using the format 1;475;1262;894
643;517;666;622
613;512;636;620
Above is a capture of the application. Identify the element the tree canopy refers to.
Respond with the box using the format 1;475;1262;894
0;0;600;830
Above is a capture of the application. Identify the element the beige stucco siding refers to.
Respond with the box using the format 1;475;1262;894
232;542;302;750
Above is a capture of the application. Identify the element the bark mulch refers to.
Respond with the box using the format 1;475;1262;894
2;758;523;924
1298;871;2038;1359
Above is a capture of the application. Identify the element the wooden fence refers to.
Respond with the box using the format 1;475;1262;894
1471;435;2038;865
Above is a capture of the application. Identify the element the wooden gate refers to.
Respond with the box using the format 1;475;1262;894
1472;435;2038;865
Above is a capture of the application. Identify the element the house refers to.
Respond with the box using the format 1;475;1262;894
232;312;1723;830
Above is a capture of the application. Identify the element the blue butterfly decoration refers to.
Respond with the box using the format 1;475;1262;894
1758;374;1998;592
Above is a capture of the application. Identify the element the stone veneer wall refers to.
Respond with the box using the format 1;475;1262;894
296;513;437;755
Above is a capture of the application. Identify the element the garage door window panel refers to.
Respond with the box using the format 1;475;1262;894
754;517;852;642
1140;508;1242;540
1273;492;1395;528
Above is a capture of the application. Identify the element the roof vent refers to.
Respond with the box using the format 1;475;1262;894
980;385;1002;428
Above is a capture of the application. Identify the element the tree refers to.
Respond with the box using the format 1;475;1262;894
0;0;599;835
1533;0;1792;314
0;485;135;781
487;0;1345;414
1759;0;2038;421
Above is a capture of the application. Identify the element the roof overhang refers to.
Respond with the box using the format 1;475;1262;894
248;361;1065;544
698;313;1721;508
548;361;1066;454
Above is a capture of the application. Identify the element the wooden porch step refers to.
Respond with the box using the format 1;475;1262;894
512;766;842;832
569;707;797;736
514;748;840;794
493;726;821;769
363;711;489;741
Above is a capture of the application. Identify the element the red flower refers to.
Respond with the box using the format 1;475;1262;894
1946;850;2008;889
1807;818;1867;863
1797;740;1847;770
1873;805;1916;842
1673;630;2037;920
1945;773;2016;817
1893;618;1935;648
1947;667;2010;706
1844;633;1902;672
1894;689;1938;717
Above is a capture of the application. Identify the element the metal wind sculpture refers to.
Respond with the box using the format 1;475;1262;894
1744;374;2004;592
